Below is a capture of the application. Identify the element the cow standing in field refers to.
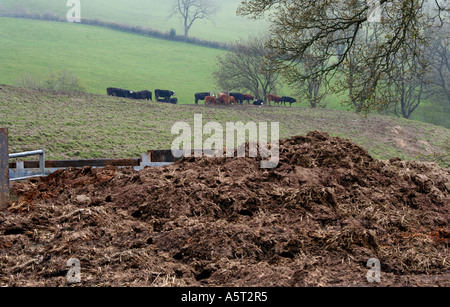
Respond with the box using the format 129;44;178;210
131;90;152;100
268;94;282;106
107;87;131;98
205;96;217;105
281;96;297;107
140;90;153;100
243;94;255;104
229;92;244;105
107;88;116;96
218;93;232;106
155;89;175;102
195;92;211;104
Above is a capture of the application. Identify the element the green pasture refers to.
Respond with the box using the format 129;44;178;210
0;0;269;42
0;17;226;104
1;85;448;164
0;17;448;129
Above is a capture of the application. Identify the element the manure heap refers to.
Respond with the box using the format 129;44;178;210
1;131;449;287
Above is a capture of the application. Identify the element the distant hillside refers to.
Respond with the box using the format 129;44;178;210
1;84;448;164
0;0;268;42
0;18;225;104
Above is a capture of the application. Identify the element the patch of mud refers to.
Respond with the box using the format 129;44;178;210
391;125;434;155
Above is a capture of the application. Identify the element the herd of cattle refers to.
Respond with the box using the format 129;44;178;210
107;87;178;104
107;87;297;107
195;92;297;107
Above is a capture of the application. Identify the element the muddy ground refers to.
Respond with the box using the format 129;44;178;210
1;131;449;287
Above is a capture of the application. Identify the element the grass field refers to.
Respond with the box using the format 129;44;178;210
1;85;448;163
0;17;227;104
0;17;448;130
0;0;269;42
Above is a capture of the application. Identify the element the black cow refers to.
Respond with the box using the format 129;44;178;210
107;87;116;96
157;97;178;104
155;89;175;101
229;92;244;105
144;90;153;100
253;100;264;106
195;92;211;104
131;90;152;100
107;87;131;98
138;90;152;100
281;96;297;107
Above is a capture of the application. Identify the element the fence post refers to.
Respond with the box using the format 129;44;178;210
39;148;45;176
0;128;9;209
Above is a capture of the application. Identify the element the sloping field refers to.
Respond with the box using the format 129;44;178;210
0;0;268;42
2;131;449;286
1;84;449;163
0;18;225;104
1;17;447;130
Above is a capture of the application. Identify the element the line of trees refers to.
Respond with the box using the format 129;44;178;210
0;8;230;50
213;1;449;121
4;0;448;121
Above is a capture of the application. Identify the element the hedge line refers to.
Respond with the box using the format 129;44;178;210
0;12;232;51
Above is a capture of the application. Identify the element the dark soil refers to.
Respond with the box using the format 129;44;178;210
1;131;449;287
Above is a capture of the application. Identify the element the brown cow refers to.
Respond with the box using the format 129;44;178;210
218;93;232;106
205;96;217;105
243;94;254;104
268;94;282;106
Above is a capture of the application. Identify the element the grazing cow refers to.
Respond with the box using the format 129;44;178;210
155;89;175;101
253;100;264;106
218;93;232;106
156;97;178;104
268;94;282;106
229;92;244;105
243;94;255;104
205;96;217;105
195;92;211;104
141;90;152;100
230;96;236;105
130;90;152;100
107;87;117;96
107;87;131;98
281;96;297;107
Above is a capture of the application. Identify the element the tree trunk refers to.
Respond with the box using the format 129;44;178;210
184;17;189;37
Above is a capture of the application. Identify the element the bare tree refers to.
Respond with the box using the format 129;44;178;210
286;49;328;108
170;0;220;38
335;23;385;113
390;50;429;119
213;36;280;103
237;0;449;113
426;24;450;105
